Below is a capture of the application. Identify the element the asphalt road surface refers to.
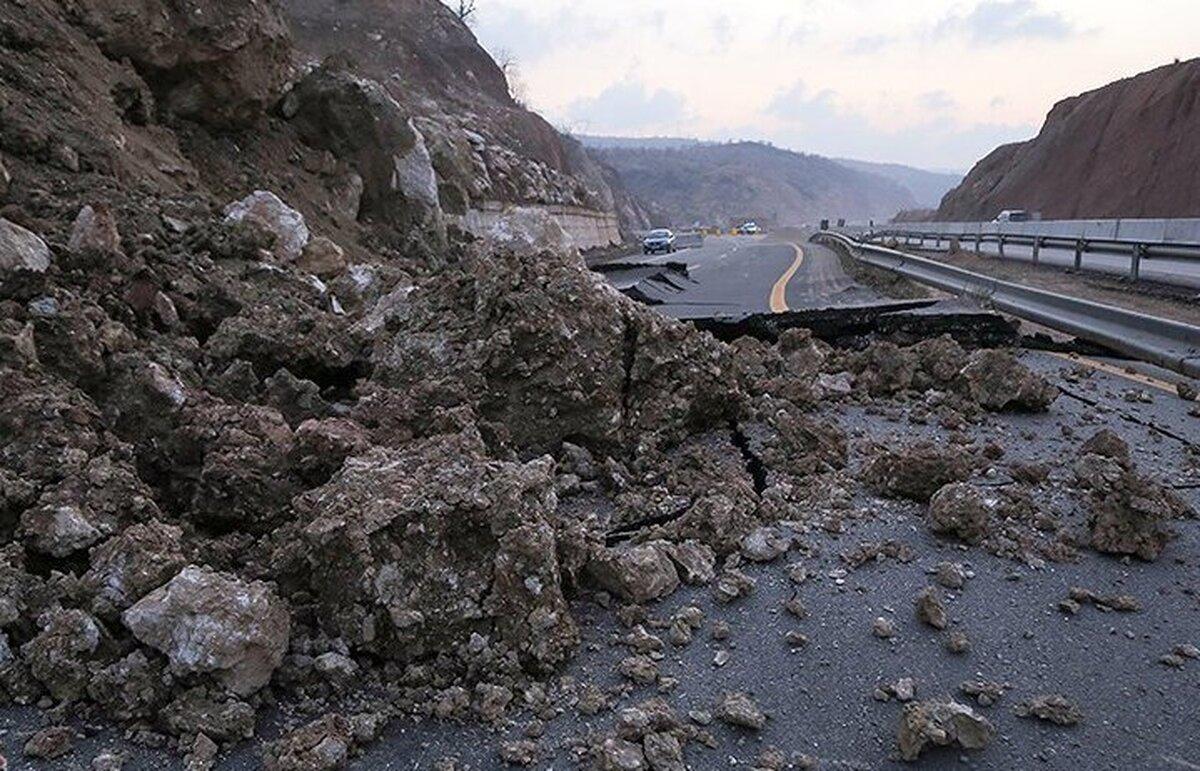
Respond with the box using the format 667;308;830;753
601;234;882;318
908;240;1200;290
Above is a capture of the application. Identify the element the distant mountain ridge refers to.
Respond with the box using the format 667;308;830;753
580;136;959;217
585;141;916;228
937;58;1200;220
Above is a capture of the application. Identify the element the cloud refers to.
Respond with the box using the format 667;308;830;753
919;90;958;112
764;80;1035;169
843;34;898;56
935;0;1076;43
565;79;690;133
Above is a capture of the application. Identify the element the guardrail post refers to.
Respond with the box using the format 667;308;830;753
1131;244;1145;281
998;235;1005;258
1032;237;1041;265
1074;240;1085;271
974;233;981;253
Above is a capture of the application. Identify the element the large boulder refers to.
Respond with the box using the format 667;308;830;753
284;66;442;228
75;0;292;126
0;218;51;274
289;428;578;670
122;565;290;696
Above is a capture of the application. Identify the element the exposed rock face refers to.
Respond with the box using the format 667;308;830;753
285;66;442;229
122;566;290;696
280;0;646;232
75;0;293;127
938;59;1200;220
286;428;579;670
0;218;51;274
482;206;577;260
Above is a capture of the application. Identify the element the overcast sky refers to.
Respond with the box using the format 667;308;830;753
470;0;1199;171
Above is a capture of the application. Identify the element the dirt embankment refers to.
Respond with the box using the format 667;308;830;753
938;58;1200;220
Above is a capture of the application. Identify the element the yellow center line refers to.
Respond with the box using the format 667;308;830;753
770;245;805;313
1047;351;1181;394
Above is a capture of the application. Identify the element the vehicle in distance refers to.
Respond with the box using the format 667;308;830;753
736;221;762;235
994;209;1031;223
642;228;677;255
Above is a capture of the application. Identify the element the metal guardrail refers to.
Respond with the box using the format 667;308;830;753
859;218;1200;280
814;231;1200;379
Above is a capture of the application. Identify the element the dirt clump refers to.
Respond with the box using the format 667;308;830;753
1074;430;1192;560
1014;694;1083;725
863;442;977;502
716;691;768;730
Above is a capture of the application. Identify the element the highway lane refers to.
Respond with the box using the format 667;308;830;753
602;234;882;318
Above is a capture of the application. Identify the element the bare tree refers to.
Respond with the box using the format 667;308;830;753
454;0;477;23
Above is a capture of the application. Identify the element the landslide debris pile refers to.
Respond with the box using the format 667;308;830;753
1;1;1193;767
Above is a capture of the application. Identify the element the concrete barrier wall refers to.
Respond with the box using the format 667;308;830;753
884;218;1200;245
459;201;623;250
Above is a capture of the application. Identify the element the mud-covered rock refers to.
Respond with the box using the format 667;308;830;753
264;714;353;771
1074;431;1191;561
24;725;74;760
21;608;103;702
123;565;290;696
897;699;995;761
162;687;256;742
1014;694;1082;725
587;544;681;604
286;66;441;229
928;483;994;545
915;587;948;630
81;521;186;619
288;428;577;671
863;442;976;502
958;350;1057;411
296;236;348;278
87;650;170;722
715;691;767;730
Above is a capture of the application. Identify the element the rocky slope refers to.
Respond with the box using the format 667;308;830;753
938;58;1200;220
280;0;650;236
588;141;918;228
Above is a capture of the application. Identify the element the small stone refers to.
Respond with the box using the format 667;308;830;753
184;734;219;771
872;616;897;639
296;236;347;277
92;751;127;770
1177;382;1198;402
897;700;995;761
618;655;659;684
498;739;538;767
716;691;768;731
915;586;948;630
960;680;1008;707
710;620;731;641
24;726;74;760
1014;694;1083;726
1175;644;1200;660
945;631;971;655
933;561;967;589
784;630;809;648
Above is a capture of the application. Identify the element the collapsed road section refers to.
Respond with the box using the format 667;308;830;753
815;231;1200;378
